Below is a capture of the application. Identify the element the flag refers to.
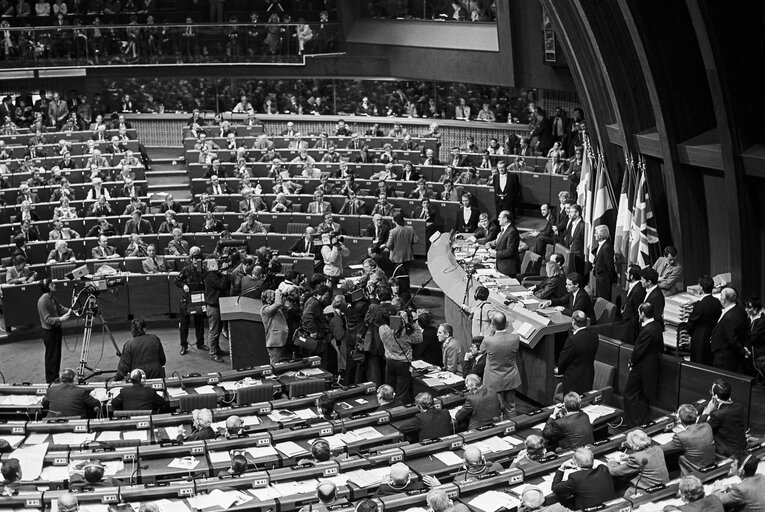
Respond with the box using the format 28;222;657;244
629;160;660;267
614;154;636;261
586;149;615;262
576;137;592;210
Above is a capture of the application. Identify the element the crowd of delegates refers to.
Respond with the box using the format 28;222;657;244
102;77;550;125
363;0;498;22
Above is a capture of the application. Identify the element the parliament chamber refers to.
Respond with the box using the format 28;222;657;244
0;1;764;511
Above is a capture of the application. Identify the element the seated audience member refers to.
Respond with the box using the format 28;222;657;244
531;261;567;301
218;453;248;478
42;368;101;418
542;392;594;452
662;403;715;473
371;193;394;217
68;460;119;489
552;447;617;509
520;485;572;512
91;235;119;259
548;272;596;322
674;475;724;512
700;378;748;458
47;240;77;264
365;214;391;250
1;458;22;491
470;213;500;245
167;228;190;256
398;392;453;442
124;210;153;235
438;323;463;375
54;197;78;220
202;212;224;233
5;255;36;284
412;197;436;223
653;245;684;296
125;234;148;258
426;488;470;512
224;416;246;437
186;408;217;441
206;175;230;195
111;369;168;413
290;227;319;258
713;454;765;510
339;190;367;215
307;190;332;214
317;212;343;236
86;216;117;237
462;336;487;378
453;446;503;483
48;219;80;240
607;429;669;496
297;438;331;466
376;384;396;409
298;483;339;512
142;244;167;273
158;210;184;233
375;462;435;497
237;212;267;234
88;196;114;217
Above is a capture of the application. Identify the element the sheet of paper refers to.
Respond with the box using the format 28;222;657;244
651;432;675;445
209;450;233;464
40;465;71;482
24;433;49;445
193;385;217;395
635;497;684;512
299;368;325;376
11;443;47;480
320;474;350;487
353;426;383;440
190;489;240;510
275;440;307;457
410;360;434;370
97;431;123;442
164;426;184;439
245;445;278;459
122;430;148;442
90;388;110;402
0;395;43;406
421;377;444;387
167;457;201;470
355;398;369;404
0;435;25;448
167;387;188;398
433;451;463;466
532;421;546;431
268;409;298;422
155;498;191;512
249;486;282;501
52;432;96;446
271;479;318;496
468;490;520;512
294;408;319;420
347;466;391;488
582;404;615;422
102;460;125;476
478;436;515;453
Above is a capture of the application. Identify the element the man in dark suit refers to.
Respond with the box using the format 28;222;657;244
553;192;571;243
364;214;391;251
557;311;599;395
699;378;748;458
455;374;501;430
623;302;664;426
111;369;168;413
543;392;595;452
530;203;556;255
455;192;480;233
550;273;596;323
661;404;715;474
551;447;617;510
123;210;154;235
531;107;554;155
398;392;453;442
412;198;437;224
709;287;750;372
42;369;101;418
491;210;520;277
492;161;520;217
563;203;585;278
481;312;521;419
205;175;230;196
641;267;665;325
591;225;617;301
616;264;646;345
686;275;722;365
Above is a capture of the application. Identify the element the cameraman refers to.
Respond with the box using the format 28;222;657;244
174;247;208;355
301;284;332;358
204;256;231;363
379;298;423;405
321;235;350;286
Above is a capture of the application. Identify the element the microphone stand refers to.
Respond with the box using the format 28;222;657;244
461;243;481;308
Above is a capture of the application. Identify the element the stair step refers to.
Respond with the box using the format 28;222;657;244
146;170;188;177
147;183;188;190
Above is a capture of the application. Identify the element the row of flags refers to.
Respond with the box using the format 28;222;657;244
577;136;660;276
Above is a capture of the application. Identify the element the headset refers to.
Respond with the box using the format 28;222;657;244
129;369;146;386
40;278;52;293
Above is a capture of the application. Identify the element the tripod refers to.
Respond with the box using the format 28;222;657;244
76;294;121;384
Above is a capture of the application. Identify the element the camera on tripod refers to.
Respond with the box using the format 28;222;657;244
82;276;126;296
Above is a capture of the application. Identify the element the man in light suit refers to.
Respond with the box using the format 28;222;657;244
454;374;501;430
47;92;69;127
623;302;664;427
653;245;684;296
91;235;119;259
386;213;418;282
714;454;765;511
490;210;520;277
686;275;722;365
306;190;332;214
590;225;616;301
557;311;599;396
481;312;520;419
543;392;595;452
661;404;715;474
142;244;167;273
238;187;268;213
709;287;750;372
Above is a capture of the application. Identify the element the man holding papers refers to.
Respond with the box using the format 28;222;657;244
551;447;617;509
481;312;521;419
542;392;594;452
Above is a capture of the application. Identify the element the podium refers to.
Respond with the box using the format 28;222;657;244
219;296;269;370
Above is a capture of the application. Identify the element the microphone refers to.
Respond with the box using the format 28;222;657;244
171;371;186;391
630;456;649;496
332;411;346;435
349;450;377;467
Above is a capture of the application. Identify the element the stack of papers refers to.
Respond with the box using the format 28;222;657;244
193;385;217;395
168;457;200;470
102;460;125;476
167;387;188;398
0;395;42;406
651;432;676;445
24;433;49;445
97;431;122;442
275;441;307;457
433;451;463;465
155;498;191;512
581;404;615;422
250;486;282;501
190;489;250;510
298;368;325;376
423;371;464;385
346;467;391;488
411;360;436;370
271;479;318;496
52;432;96;446
469;491;520;512
123;430;148;442
245;445;278;459
90;388;111;402
40;465;71;481
164;426;184;439
268;409;299;422
294;408;319;420
0;435;25;449
467;436;519;454
512;473;555;497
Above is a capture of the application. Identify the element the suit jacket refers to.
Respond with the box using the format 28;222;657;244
558;327;599;395
398;408;453;442
42;383;100;418
481;330;521;392
262;303;289;348
455;386;501;430
552;289;596;323
702;401;748;457
307;200;332;214
492;173;520;206
142;256;167;273
687;294;722;364
455;206;480;232
661;422;715;472
531;117;554;154
206;183;230;195
339;199;367;215
653;257;684;296
91;245;117;259
112;383;167;412
124;219;153;235
564;219;585;255
543;411;594;452
591;240;616;299
386;225;418;264
717;474;765;512
533;274;567;301
709;304;749;371
644;286;666;324
167;239;190;256
462;353;486;379
552;465;616;510
495;224;520;277
239;197;268;213
553;205;569;239
413;206;437;223
365;223;390;247
618;282;646;345
629;320;664;399
474;222;500;245
607;445;668;489
677;495;724;512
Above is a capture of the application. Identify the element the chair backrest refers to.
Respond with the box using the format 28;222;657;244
178;393;218;413
594;297;617;325
236;383;275;406
520;250;542;276
286;378;325;398
50;262;77;279
287;223;309;235
593;360;616;390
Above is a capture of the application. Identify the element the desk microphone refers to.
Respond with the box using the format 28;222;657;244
630;456;649;497
349;450;377;467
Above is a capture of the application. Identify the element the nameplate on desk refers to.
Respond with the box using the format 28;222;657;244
11;426;24;434
252;477;269;487
450;440;463;449
190;446;205;455
476;424;495;431
290;424;310;430
420;438;439;445
350;413;369;420
259;406;271;414
151;383;163;390
102;494;118;503
476;471;501;480
74;424;87;432
582;505;606;512
145;482;170;487
698;463;719;473
263;369;273;376
508;473;523;484
323;467;339;476
36;388;47;394
644;483;666;493
504;424;516;434
178;487;194;497
137;420;150;428
207;375;219;384
54;457;68;465
292;463;314;469
160;440;182;447
25;499;41;508
526;408;546;416
123;453;136;461
47;419;69;423
390;454;403;463
406;487;429;496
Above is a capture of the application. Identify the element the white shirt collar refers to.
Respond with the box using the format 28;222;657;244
645;284;658;296
641;317;655;327
627;281;639;294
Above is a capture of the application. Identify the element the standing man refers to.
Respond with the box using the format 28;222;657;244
709;287;750;372
481;312;521;419
175;248;208;355
386;213;418;288
615;264;645;345
686;275;722;365
557;311;599;396
623;303;663;426
653;245;684;296
563;204;585;278
641;267;665;325
492;160;520;218
204;257;231;363
491;210;520;277
37;279;73;383
590;225;616;301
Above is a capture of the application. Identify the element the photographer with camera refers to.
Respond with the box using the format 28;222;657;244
205;256;231;363
299;284;332;359
379;297;423;405
321;234;350;287
175;247;208;356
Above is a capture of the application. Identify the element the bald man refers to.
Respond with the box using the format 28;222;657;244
454;446;504;483
42;369;100;418
375;463;431;497
57;493;81;512
454;374;501;430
